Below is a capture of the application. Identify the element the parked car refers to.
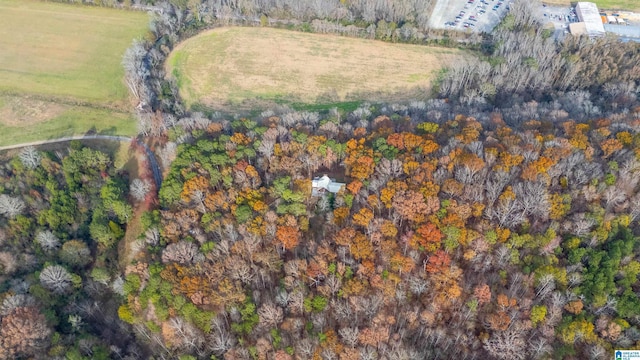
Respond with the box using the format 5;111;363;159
493;5;499;10
479;9;486;14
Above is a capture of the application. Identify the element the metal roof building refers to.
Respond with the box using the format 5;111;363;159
575;2;605;37
311;175;345;196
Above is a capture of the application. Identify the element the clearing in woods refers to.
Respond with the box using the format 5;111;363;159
0;0;148;146
166;27;464;110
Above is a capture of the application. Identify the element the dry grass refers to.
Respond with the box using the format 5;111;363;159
167;27;464;110
542;0;571;6
0;96;68;127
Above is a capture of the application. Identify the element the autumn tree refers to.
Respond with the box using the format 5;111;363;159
474;284;491;305
393;191;439;223
425;250;450;273
276;225;300;251
0;306;51;358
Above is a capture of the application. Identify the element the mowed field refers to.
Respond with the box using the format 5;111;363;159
593;0;640;12
167;27;463;110
0;0;148;146
542;0;640;12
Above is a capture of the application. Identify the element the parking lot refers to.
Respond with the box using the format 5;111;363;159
542;5;576;31
429;0;514;32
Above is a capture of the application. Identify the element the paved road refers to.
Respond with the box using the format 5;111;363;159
0;135;162;189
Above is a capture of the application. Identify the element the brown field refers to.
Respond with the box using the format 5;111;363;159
167;27;464;110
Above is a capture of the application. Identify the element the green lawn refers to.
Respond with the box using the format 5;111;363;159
592;0;640;12
0;102;136;147
543;1;640;12
0;0;148;145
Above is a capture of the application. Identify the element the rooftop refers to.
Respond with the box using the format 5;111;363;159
575;2;605;36
312;175;345;196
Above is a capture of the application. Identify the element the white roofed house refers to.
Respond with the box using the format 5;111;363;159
312;175;345;196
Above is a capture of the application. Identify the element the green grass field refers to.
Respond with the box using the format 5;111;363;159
0;96;136;147
542;1;639;12
167;27;464;111
0;0;149;145
592;1;640;12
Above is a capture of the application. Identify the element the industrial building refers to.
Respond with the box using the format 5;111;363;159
573;2;606;37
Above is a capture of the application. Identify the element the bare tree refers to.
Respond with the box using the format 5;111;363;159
162;241;202;265
339;327;360;347
297;338;316;358
0;295;36;316
528;337;552;359
39;264;73;295
483;327;527;360
0;252;17;275
535;274;556;300
258;302;283;329
130;178;152;202
0;195;25;219
35;230;60;252
209;317;234;356
166;316;204;352
122;40;150;108
18;146;41;169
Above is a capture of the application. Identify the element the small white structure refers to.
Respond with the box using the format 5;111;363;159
312;175;345;196
575;2;605;37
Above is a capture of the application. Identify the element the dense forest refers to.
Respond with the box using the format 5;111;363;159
0;143;142;358
111;105;640;359
3;0;640;359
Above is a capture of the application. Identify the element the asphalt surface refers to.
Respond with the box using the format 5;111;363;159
430;0;514;32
